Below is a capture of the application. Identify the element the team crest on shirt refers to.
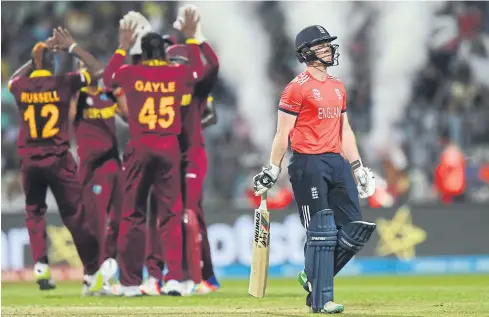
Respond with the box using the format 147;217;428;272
311;187;319;200
86;97;94;106
334;88;342;100
100;93;109;101
312;89;322;101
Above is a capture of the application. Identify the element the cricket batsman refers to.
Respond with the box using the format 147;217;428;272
253;25;377;313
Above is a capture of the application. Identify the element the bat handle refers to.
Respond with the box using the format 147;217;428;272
259;193;267;209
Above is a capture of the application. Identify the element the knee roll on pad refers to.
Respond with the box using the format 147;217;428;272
305;209;337;312
334;221;376;275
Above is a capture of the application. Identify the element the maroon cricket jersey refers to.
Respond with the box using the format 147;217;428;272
8;69;91;157
181;96;206;150
113;62;200;138
180;42;220;151
73;87;119;162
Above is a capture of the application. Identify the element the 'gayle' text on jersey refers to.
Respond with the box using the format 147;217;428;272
20;91;60;104
318;106;342;120
134;80;176;93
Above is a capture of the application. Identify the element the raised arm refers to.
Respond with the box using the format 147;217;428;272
69;91;80;123
9;60;32;83
53;27;104;81
9;37;56;82
201;95;217;128
114;91;129;119
9;38;58;91
103;49;128;88
193;42;220;99
54;52;74;76
178;9;204;84
200;42;219;78
104;21;137;88
184;39;204;84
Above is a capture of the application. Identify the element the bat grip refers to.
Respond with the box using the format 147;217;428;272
259;193;267;209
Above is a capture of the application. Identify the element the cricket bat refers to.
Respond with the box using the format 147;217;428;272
248;193;271;298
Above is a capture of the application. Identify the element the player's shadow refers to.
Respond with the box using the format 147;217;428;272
248;292;313;299
43;295;71;299
268;314;422;317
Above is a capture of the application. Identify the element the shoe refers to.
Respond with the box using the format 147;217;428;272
313;301;345;314
89;258;118;294
306;292;312;308
180;280;196;296
33;263;56;291
82;275;92;296
98;282;115;296
110;283;122;296
82;277;114;296
297;270;310;293
193;276;220;295
140;276;161;296
115;285;143;297
300;270;344;314
161;280;184;296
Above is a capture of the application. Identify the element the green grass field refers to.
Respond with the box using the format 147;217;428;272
2;275;489;316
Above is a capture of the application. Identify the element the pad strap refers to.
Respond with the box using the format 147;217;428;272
334;221;376;275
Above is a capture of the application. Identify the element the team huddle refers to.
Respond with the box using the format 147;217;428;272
8;6;219;297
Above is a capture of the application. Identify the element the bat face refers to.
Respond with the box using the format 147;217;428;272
254;208;270;249
248;203;271;298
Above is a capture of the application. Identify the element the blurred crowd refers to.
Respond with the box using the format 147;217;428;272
395;2;489;203
2;1;489;209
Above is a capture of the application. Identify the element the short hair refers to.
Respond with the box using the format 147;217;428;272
141;32;166;60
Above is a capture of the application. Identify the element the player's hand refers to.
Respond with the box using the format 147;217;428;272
253;164;281;196
53;27;76;51
173;4;199;30
174;5;206;43
180;8;199;39
353;165;376;199
120;11;153;55
45;36;57;52
119;19;138;51
122;11;152;36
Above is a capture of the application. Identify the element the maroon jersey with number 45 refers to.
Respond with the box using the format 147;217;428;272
8;69;91;157
113;61;201;138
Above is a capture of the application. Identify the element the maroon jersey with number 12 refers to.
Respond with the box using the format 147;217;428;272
8;69;103;275
9;69;92;157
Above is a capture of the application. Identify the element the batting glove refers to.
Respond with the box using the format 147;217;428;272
253;164;281;196
351;160;376;199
